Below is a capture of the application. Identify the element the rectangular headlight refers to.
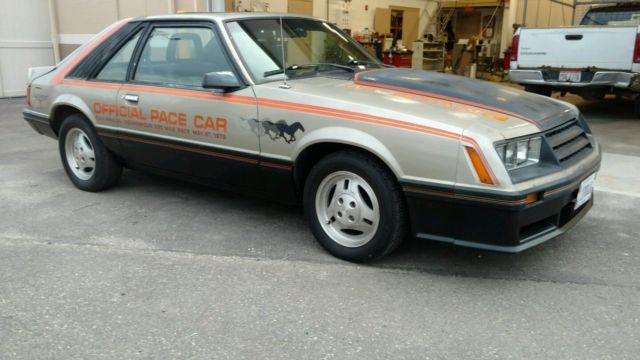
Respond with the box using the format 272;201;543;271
495;136;541;170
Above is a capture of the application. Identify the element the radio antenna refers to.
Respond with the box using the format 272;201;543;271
278;14;291;89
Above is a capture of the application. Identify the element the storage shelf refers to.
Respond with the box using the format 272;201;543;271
413;40;445;71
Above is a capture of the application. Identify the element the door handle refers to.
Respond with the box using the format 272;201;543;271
122;94;139;103
565;34;583;40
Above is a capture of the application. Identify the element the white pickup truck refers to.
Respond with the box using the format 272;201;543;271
509;5;640;112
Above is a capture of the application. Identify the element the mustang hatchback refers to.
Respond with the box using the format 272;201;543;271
23;13;601;262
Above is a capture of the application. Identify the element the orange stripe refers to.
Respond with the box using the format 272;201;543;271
353;71;540;130
99;131;294;170
120;84;258;105
51;19;131;84
544;169;597;197
62;79;121;90
403;186;533;206
99;132;259;165
260;161;293;170
65;79;498;185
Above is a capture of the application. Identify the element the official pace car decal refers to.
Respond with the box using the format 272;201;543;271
92;102;306;144
92;102;228;140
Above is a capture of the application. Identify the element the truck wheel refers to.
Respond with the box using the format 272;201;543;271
303;150;407;262
634;97;640;118
524;85;552;97
58;114;122;192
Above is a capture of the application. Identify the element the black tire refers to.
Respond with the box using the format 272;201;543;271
634;97;640;118
524;85;552;97
303;150;407;262
58;114;122;192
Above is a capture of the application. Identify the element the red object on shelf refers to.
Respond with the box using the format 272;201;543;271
383;52;412;68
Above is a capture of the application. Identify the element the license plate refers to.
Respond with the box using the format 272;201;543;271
559;71;581;82
575;173;596;210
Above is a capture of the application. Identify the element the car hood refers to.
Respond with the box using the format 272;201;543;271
353;68;575;131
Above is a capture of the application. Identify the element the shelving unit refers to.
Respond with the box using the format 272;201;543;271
412;41;445;71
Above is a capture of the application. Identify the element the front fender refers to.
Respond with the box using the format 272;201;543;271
292;126;404;178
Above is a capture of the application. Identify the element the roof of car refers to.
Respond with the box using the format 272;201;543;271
134;12;320;22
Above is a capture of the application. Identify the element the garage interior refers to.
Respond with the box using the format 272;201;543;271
0;0;606;97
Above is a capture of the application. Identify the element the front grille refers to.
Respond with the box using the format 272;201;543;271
544;120;592;163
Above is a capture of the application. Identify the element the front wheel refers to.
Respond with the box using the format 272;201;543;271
58;114;122;191
303;151;407;262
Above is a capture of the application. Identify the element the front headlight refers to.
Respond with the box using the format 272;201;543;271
495;136;542;170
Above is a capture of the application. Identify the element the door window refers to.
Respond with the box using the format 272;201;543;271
133;26;234;87
96;31;142;81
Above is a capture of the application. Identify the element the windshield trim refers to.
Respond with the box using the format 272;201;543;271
223;17;383;85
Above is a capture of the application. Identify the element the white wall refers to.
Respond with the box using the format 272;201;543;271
0;0;55;97
500;1;518;54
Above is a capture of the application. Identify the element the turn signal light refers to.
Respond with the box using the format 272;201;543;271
466;147;494;185
524;193;539;205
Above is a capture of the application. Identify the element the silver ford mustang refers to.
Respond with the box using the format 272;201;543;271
23;13;601;262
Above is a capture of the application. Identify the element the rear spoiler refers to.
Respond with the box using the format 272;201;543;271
27;66;55;84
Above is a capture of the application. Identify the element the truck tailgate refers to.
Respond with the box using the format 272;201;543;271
518;27;637;70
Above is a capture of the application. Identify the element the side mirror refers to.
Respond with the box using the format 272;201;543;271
202;71;242;93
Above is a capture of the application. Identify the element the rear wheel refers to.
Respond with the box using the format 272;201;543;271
303;151;407;262
58;114;122;191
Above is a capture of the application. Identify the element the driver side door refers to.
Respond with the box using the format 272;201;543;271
115;21;260;189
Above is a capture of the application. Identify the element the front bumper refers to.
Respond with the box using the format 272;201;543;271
403;163;600;253
509;69;638;90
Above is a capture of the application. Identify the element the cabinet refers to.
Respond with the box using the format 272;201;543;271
373;7;419;47
374;8;391;34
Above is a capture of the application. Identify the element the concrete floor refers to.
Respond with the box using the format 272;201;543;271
1;94;639;359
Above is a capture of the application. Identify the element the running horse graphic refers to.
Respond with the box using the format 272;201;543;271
262;120;306;143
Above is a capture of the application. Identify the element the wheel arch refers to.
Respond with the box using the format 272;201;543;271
291;127;403;191
49;94;97;135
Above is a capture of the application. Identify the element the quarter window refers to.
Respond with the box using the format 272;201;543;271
134;26;234;87
96;31;141;81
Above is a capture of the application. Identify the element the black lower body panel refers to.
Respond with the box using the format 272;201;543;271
23;111;56;139
97;129;298;205
404;177;595;252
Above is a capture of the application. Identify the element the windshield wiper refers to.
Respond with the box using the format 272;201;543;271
264;63;355;78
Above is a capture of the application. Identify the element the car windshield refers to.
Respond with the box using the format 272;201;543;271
226;18;383;84
580;7;640;25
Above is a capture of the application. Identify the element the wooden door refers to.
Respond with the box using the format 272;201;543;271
402;9;419;46
225;0;234;11
374;8;391;34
